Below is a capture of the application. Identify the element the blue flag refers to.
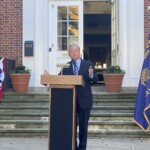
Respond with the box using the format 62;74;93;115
134;33;150;131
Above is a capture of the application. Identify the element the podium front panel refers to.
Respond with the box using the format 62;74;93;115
49;87;76;150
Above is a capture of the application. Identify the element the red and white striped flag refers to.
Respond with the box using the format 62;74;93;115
0;58;5;101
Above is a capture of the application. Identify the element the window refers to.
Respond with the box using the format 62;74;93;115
58;6;79;51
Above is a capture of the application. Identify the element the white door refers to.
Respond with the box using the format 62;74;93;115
49;1;83;74
111;0;119;65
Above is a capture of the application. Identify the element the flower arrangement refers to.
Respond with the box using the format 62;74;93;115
10;65;30;74
105;65;125;74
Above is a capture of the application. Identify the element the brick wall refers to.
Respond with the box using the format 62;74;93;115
144;0;150;48
0;0;149;65
0;0;22;65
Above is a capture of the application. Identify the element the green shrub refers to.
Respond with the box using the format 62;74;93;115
10;65;30;74
105;66;125;74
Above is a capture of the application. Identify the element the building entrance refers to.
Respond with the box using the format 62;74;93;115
48;0;118;75
84;1;112;83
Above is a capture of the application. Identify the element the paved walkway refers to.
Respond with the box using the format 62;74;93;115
0;138;149;150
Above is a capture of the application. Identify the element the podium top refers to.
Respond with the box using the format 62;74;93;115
41;75;83;85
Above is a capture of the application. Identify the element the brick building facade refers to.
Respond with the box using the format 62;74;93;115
0;0;149;65
0;0;149;89
0;0;22;65
144;0;150;47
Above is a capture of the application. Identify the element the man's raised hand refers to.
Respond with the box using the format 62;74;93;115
44;70;50;75
88;66;93;78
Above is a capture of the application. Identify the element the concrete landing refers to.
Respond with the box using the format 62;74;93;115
0;138;149;150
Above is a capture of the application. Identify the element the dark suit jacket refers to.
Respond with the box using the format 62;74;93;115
62;59;98;110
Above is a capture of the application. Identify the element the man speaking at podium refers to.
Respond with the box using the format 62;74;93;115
62;44;98;150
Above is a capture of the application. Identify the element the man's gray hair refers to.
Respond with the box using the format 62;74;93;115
68;44;80;51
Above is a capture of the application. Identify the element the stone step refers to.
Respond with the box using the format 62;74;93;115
0;92;141;138
88;120;139;130
0;105;134;110
0;120;135;126
93;92;136;95
0;112;48;120
1;99;49;103
0;109;134;114
88;129;150;138
90;116;133;121
3;92;49;100
1;99;136;106
0;120;137;128
0;115;132;122
0;112;134;117
93;93;136;99
0;102;135;108
93;102;135;106
0;120;48;129
0;103;48;106
90;112;133;117
0;128;149;138
0;105;49;113
0;128;48;137
93;98;135;102
0;106;49;110
0;116;132;123
3;92;136;99
0;100;135;108
91;110;134;114
89;120;135;125
93;106;134;110
0;120;139;131
0;112;134;121
93;96;136;99
1;98;135;103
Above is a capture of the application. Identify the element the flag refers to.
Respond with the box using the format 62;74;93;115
134;33;150;131
0;58;5;101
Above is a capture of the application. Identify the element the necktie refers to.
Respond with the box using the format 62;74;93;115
73;61;78;75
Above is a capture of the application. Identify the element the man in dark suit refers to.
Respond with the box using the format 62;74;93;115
62;44;98;150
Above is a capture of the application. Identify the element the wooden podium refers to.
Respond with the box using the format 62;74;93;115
41;75;83;150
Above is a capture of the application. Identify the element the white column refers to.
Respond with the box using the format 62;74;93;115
119;0;128;84
119;0;144;87
127;0;144;86
34;0;49;88
23;0;36;87
23;0;49;89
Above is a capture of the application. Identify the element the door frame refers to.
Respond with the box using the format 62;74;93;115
49;1;83;74
48;0;119;74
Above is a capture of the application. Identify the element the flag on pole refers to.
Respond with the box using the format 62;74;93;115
134;33;150;131
0;58;5;101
